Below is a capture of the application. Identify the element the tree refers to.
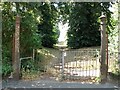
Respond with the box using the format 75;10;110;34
2;2;42;76
38;2;59;48
67;2;112;49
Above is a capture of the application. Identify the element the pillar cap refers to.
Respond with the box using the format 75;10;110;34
100;14;106;19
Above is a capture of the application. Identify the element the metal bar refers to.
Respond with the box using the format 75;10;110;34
61;49;65;80
20;57;32;61
86;50;88;77
80;51;83;77
83;52;85;77
89;51;90;77
33;49;35;61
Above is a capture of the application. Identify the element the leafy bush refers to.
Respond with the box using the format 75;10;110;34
2;56;12;77
2;63;12;77
21;59;35;72
2;47;13;77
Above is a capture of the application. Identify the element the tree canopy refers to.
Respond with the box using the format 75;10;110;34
67;2;113;48
38;2;59;48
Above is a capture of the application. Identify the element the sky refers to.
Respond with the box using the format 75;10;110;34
58;22;69;42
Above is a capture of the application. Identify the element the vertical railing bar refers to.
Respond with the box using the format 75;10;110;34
86;50;88;78
60;50;62;79
94;50;95;77
91;50;93;76
89;50;91;77
76;51;78;77
64;51;66;80
91;50;93;77
73;51;75;80
58;51;60;74
66;50;68;80
90;50;92;77
83;50;84;77
72;50;74;79
98;50;100;77
82;50;84;77
69;50;70;80
88;50;90;77
75;51;77;77
67;52;69;80
79;51;83;77
71;50;72;80
92;50;94;77
85;50;86;77
70;50;71;80
82;50;83;77
92;51;94;77
83;50;85;77
67;50;69;80
73;51;75;78
94;50;96;77
89;50;92;77
68;50;70;80
96;50;98;77
95;50;97;77
58;51;59;76
56;50;60;72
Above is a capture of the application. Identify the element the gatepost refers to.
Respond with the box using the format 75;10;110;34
100;14;108;83
12;15;20;80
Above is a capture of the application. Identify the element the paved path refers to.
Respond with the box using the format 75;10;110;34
2;79;119;90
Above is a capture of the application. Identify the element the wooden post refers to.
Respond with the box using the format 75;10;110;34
100;14;107;83
12;15;20;80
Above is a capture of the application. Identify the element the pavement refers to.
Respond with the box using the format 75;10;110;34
1;79;119;90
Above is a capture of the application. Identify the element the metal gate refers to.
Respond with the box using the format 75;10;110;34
37;48;100;81
54;49;100;81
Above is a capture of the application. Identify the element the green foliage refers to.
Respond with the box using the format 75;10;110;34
2;2;42;77
57;2;71;23
108;2;119;76
111;60;120;76
21;59;34;70
2;46;12;76
38;2;59;48
2;56;12;77
67;2;112;49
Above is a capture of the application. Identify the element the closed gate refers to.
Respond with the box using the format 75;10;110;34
37;48;100;82
54;49;100;81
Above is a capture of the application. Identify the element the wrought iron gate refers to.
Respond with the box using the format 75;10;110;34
54;49;100;80
38;48;100;81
